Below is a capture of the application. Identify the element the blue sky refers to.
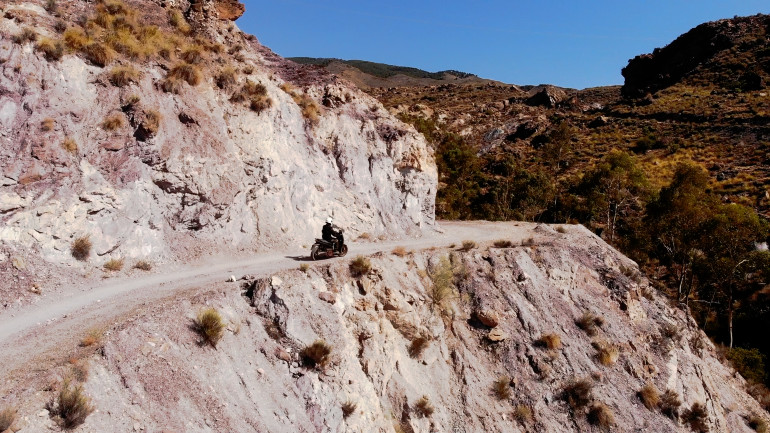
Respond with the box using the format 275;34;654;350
237;1;769;89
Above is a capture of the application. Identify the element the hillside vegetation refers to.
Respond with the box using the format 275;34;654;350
359;14;770;399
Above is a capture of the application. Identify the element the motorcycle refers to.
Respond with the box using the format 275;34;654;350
310;228;348;260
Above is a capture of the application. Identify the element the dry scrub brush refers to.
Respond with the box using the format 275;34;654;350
108;65;140;87
576;311;604;336
493;239;513;248
493;376;512;400
80;327;105;347
36;37;64;61
162;62;202;93
61;137;78;154
748;414;768;433
514;404;533;424
301;339;332;368
587;402;615;430
562;378;594;409
0;407;16;432
133;260;152;271
535;333;562;350
194;307;225;348
460;240;477;251
408;336;430;358
349;256;371;278
682;402;709;433
41;118;55;131
391;246;408;257
593;340;620;366
102;113;126;131
660;389;682;419
341;400;357;418
103;257;124;271
638;382;660;410
48;380;94;429
13;27;37;44
70;236;91;261
428;255;457;315
414;396;434;418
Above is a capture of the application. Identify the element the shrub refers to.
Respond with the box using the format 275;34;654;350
563;378;593;409
61;137;78;154
80;327;104;347
102;113;125;131
194;307;225;348
215;66;237;90
349;256;371;278
522;237;535;246
0;407;16;432
408;336;430;358
71;236;91;261
36;37;64;61
63;27;89;50
493;239;513;248
414;396;434;418
726;347;766;384
341;400;356;418
41;118;55;131
249;96;272;114
594;341;620;366
163;62;201;92
493;376;511;400
428;256;456;314
514;405;533;424
300;339;331;368
141;109;162;136
108;65;140;87
124;94;141;107
50;380;94;429
181;44;204;64
299;263;309;273
83;42;116;67
13;27;37;44
168;9;191;34
392;246;408;257
231;80;267;103
576;312;604;336
587;402;615;430
660;323;681;343
660;390;682;419
748;414;768;433
133;260;152;271
747;382;770;411
681;402;708;433
638;382;660;410
460;240;477;251
103;257;124;271
536;333;562;350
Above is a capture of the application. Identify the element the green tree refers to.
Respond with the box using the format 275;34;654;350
435;133;480;219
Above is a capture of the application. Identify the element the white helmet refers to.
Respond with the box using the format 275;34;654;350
326;217;333;224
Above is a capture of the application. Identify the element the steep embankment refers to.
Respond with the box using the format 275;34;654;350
0;0;436;304
5;224;768;432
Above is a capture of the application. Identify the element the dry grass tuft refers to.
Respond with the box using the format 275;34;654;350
414;395;434;418
514;404;533;424
250;95;272;114
140;109;162;137
594;340;620;366
108;65;140;87
391;246;408;257
576;311;604;336
163;62;202;92
102;112;125;131
460;240;477;251
587;402;615;430
62;137;78;154
71;236;91;261
168;9;191;34
103;257;124;271
41;118;55;131
349;256;371;278
50;380;94;429
682;402;709;433
79;327;104;347
13;27;37;44
660;322;682;343
493;239;513;248
493;376;512;400
428;256;456;314
194;307;225;348
748;414;768;433
638;382;660;410
83;42;116;67
563;378;594;409
0;406;16;432
181;44;204;64
133;260;152;271
216;66;237;90
408;336;430;358
300;339;332;368
536;333;562;350
660;389;682;419
555;225;567;233
299;263;309;273
63;27;89;51
341;400;357;418
36;37;64;61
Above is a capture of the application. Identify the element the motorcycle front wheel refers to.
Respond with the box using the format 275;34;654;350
338;244;348;257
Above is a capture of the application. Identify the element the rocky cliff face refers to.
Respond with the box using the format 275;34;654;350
0;0;436;271
8;224;769;432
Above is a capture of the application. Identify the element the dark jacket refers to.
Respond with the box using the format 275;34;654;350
322;223;340;242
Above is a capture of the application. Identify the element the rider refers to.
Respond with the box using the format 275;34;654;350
322;217;342;252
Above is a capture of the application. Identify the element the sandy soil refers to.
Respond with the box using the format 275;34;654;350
0;221;538;382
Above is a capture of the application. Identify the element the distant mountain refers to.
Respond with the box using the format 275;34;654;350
288;57;493;89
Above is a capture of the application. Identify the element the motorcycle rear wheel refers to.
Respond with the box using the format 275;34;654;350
310;246;321;261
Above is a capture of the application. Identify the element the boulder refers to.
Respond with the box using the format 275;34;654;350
474;310;499;328
525;86;568;108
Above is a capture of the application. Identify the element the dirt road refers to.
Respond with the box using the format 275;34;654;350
0;221;540;380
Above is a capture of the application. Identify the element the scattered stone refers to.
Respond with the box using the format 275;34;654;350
474;310;499;328
271;276;283;287
318;292;336;304
487;328;508;342
227;275;236;282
